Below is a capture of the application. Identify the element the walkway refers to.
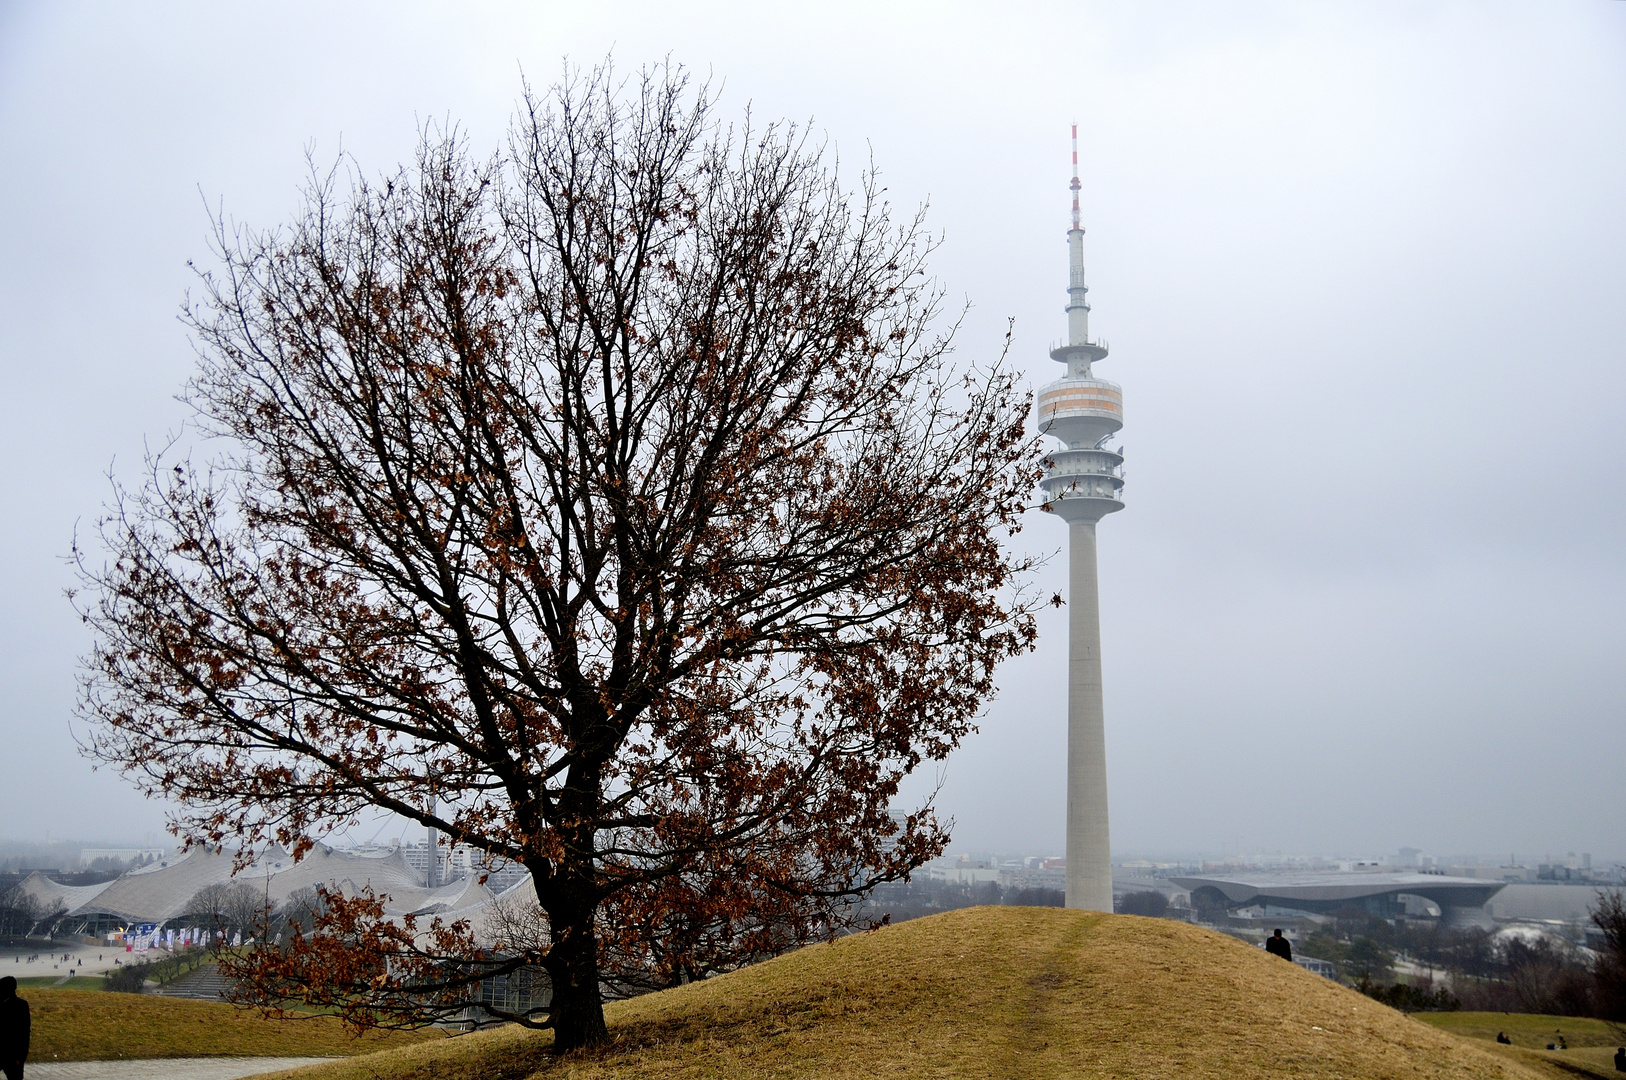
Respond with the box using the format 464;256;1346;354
30;1057;334;1079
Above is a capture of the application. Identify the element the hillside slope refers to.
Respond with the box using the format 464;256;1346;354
261;906;1569;1080
22;988;437;1062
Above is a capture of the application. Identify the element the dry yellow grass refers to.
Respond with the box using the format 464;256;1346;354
254;906;1609;1080
1413;1010;1620;1049
22;988;439;1062
1412;1013;1623;1080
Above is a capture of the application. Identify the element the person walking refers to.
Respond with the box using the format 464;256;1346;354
0;975;29;1080
1265;929;1293;961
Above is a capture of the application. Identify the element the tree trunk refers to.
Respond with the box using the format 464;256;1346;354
546;904;609;1051
540;779;610;1053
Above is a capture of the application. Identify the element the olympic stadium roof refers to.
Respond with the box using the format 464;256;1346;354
19;844;515;929
12;871;115;913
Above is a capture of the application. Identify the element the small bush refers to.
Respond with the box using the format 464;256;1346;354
1116;890;1169;918
101;946;210;994
103;961;151;994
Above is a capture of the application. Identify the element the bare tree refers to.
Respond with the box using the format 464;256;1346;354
74;60;1042;1051
184;883;231;931
40;898;68;937
1593;890;1626;1027
223;884;274;942
0;890;41;938
1502;935;1595;1016
278;886;324;937
186;881;271;940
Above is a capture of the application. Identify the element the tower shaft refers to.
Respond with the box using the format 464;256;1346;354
1066;521;1112;911
1067;227;1090;346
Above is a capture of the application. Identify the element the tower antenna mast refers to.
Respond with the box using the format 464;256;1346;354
1071;121;1081;231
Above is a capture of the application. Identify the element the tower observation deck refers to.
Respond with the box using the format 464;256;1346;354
1039;124;1122;913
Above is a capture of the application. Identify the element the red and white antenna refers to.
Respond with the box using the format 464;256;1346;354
1070;121;1082;231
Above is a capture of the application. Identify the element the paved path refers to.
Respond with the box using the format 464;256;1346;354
4;943;130;979
30;1057;335;1079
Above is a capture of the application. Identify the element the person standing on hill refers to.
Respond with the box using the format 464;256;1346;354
1265;929;1293;961
0;975;29;1080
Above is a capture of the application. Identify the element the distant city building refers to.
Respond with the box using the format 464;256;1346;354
1537;861;1600;883
1443;864;1538;883
929;855;1000;886
388;840;529;893
1001;859;1067;892
1488;882;1612;923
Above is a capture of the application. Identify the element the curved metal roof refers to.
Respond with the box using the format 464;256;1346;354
1171;872;1506;910
11;871;114;912
62;845;443;925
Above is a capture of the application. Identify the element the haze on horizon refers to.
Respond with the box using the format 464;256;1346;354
0;1;1621;864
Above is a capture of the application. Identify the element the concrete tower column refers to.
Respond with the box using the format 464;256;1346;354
1036;123;1124;913
1066;521;1112;911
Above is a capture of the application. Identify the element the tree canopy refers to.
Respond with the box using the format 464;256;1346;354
75;61;1043;1050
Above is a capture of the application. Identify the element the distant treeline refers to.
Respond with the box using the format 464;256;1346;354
858;879;1085;927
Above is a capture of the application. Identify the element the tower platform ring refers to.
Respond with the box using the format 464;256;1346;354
1042;494;1124;524
1051;342;1108;365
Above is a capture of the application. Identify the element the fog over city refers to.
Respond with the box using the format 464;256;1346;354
1;2;1621;864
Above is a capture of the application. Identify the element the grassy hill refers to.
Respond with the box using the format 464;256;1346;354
252;906;1618;1080
20;988;440;1062
1414;1011;1623;1078
1416;1010;1619;1049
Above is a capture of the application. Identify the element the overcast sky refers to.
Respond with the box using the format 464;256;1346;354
1;1;1622;864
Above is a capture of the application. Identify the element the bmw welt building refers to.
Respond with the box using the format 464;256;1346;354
1171;872;1507;928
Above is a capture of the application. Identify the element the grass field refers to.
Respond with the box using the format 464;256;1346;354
15;975;106;990
1414;1011;1621;1049
20;988;442;1063
251;906;1611;1080
1413;1012;1623;1080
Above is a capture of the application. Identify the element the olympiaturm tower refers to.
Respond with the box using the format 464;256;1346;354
1037;124;1124;912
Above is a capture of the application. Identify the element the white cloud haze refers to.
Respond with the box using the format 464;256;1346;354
1;1;1621;861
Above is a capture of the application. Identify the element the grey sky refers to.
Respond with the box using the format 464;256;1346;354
1;1;1622;862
